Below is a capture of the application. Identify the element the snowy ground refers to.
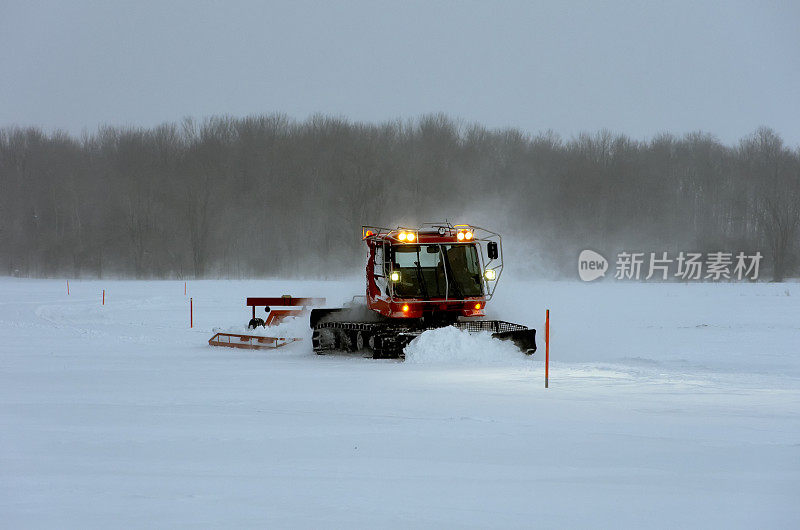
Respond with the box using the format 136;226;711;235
1;277;798;528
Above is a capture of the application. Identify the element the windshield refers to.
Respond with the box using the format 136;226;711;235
391;244;483;299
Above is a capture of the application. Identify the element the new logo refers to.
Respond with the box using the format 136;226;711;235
578;250;608;281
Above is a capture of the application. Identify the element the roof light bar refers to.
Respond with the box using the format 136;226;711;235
396;230;417;243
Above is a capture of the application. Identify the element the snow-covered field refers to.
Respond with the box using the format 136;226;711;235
1;277;798;528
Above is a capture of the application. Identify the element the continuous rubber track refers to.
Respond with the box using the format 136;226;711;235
311;319;536;359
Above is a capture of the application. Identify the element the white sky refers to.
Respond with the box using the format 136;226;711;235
1;0;798;146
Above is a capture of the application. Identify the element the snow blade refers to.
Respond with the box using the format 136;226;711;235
492;328;537;355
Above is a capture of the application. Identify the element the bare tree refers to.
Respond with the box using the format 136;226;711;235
1;116;799;280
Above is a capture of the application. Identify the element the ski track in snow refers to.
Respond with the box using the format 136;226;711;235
1;277;799;528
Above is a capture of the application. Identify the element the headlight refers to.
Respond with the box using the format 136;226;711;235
484;269;497;281
465;231;473;240
398;232;407;241
406;232;415;242
457;232;465;241
390;271;400;282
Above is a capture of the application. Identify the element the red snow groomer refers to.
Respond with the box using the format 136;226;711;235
311;222;537;358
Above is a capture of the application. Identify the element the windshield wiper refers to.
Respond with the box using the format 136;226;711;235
413;245;430;300
414;260;430;300
441;251;464;300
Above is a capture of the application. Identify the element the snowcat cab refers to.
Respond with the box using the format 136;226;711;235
362;224;502;322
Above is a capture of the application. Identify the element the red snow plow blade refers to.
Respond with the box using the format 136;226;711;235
208;332;300;350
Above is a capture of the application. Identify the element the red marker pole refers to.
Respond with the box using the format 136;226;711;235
190;297;193;328
67;280;70;295
184;281;187;296
102;289;105;306
545;309;550;388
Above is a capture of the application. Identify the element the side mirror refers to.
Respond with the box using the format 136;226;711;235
487;242;499;260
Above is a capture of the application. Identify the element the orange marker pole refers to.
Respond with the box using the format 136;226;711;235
184;281;187;296
67;280;70;295
102;289;105;305
545;309;550;388
190;297;193;328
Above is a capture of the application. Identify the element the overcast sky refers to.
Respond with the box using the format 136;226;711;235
1;0;798;145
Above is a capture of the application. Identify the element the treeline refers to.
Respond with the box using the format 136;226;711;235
1;114;798;280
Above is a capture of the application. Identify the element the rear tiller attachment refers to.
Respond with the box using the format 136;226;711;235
208;295;325;351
